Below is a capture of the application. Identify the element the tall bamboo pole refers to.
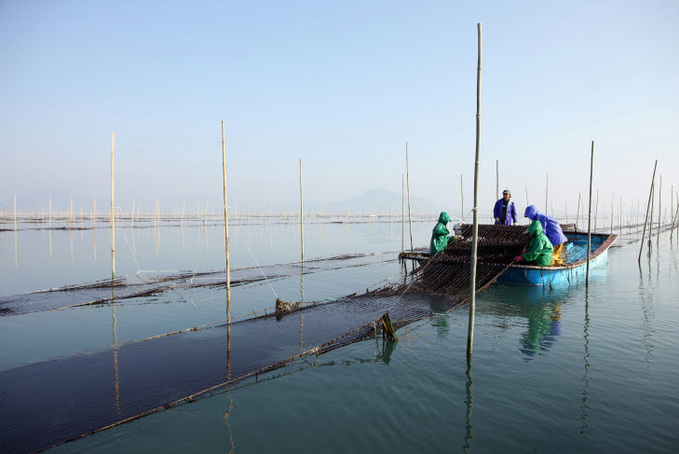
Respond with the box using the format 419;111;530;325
49;197;52;256
657;175;662;240
610;192;614;234
221;121;231;317
495;160;499;201
405;142;414;252
300;158;304;262
586;141;594;287
545;173;549;214
460;174;464;220
467;22;482;362
402;173;405;253
670;201;679;242
648;181;655;250
110;132;115;281
638;160;658;262
14;195;17;267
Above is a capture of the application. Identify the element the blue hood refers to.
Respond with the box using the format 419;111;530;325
524;205;539;220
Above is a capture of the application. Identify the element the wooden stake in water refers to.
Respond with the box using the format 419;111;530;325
110;132;115;281
638;160;658;263
49;197;52;256
460;174;464;220
657;175;662;240
586;141;594;287
670;201;679;242
402;173;405;253
221;121;231;317
545;173;549;214
405;142;414;252
300;158;305;263
14;195;17;267
467;22;482;362
610;192;614;235
496;160;499;201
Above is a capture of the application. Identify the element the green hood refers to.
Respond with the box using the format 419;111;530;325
528;220;543;237
438;212;451;224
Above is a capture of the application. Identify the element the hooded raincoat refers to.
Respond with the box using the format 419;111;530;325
524;205;567;246
522;220;553;266
430;211;451;256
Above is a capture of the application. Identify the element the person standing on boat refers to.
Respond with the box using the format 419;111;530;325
430;211;455;256
493;189;517;225
523;205;567;266
514;220;553;266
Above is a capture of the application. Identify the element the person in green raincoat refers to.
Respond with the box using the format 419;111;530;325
514;220;553;266
430;211;455;256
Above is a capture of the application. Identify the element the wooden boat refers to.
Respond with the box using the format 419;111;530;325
496;231;617;285
399;229;618;286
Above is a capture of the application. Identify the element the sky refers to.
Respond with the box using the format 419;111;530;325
1;0;678;219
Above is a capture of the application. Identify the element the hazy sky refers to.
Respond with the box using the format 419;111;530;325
1;0;678;217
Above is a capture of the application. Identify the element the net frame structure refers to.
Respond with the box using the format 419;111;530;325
0;224;531;453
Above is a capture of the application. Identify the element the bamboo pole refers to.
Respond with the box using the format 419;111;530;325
467;22;482;362
402;173;405;253
649;183;655;250
300;158;304;262
49;197;52;256
524;185;529;207
657;175;662;240
495;160;499;201
619;196;622;237
221;121;231;317
586;141;594;287
545;173;549;214
405;142;414;252
14;195;17;267
670;201;679;242
460;174;464;220
610;192;614;235
638;160;658;262
111;132;115;281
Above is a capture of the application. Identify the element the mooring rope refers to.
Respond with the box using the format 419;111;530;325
234;223;279;299
115;206;143;274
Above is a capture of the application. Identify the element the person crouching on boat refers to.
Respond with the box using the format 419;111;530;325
524;205;567;266
514;220;553;266
493;189;518;225
430;211;456;256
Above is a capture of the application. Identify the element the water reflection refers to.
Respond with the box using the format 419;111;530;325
580;288;591;435
519;302;562;360
431;314;450;338
463;363;474;453
375;339;397;364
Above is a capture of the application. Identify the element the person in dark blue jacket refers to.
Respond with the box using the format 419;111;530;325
524;205;567;265
493;189;517;225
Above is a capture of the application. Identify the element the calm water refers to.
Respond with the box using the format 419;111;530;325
1;219;678;453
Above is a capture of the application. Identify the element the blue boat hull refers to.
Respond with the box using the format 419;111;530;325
496;232;617;286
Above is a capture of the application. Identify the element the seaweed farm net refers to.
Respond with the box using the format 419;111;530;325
0;225;530;453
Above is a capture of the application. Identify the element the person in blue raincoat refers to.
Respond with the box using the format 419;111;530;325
524;205;567;265
430;211;455;256
493;189;517;225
